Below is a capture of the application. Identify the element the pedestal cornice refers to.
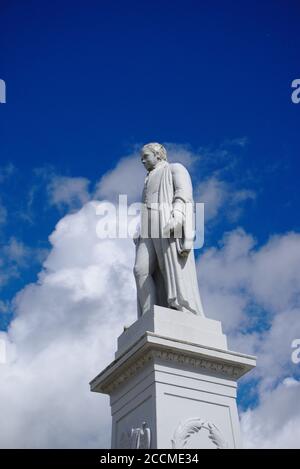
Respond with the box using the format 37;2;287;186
90;331;256;395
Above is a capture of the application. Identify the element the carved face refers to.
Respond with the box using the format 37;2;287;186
141;149;159;172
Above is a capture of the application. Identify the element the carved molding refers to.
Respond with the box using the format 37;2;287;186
103;347;243;393
172;417;228;449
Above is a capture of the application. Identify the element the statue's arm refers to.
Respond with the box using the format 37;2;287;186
171;163;193;224
171;163;193;203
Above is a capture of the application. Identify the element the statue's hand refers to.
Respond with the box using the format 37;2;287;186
163;210;184;238
173;209;184;226
163;217;175;237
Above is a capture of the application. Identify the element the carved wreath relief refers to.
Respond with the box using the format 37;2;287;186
171;417;228;449
119;421;151;449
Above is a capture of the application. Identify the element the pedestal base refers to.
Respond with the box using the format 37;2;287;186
90;306;256;449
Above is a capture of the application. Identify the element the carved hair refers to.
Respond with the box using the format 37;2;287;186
141;142;167;161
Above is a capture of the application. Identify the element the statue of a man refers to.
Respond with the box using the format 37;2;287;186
134;142;204;317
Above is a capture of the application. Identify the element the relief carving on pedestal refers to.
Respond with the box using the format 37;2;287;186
119;421;151;449
171;417;228;449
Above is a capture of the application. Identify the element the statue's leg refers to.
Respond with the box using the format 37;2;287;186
152;237;169;307
133;238;158;316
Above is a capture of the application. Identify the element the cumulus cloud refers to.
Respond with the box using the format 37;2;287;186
199;229;300;358
1;213;299;448
0;201;137;448
164;143;200;169
196;177;227;222
195;178;256;224
0;145;299;449
198;228;256;332
95;154;145;203
197;228;300;447
241;378;300;448
47;176;91;211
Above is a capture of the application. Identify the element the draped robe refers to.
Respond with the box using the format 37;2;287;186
137;161;204;317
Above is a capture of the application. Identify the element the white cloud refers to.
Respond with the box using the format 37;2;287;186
95;154;145;203
164;143;200;169
0;146;299;449
198;228;255;332
196;178;256;224
47;176;91;210
249;232;300;314
0;201;137;448
196;177;228;222
197;228;300;448
1;211;299;448
241;378;300;448
199;228;300;359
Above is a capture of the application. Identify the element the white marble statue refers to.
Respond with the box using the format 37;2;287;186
133;142;204;317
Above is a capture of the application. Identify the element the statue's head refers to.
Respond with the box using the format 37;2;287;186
140;142;167;171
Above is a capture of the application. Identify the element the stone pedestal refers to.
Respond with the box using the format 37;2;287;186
90;306;256;449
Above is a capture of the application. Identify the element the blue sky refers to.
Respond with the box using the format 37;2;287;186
0;0;300;448
1;0;299;287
